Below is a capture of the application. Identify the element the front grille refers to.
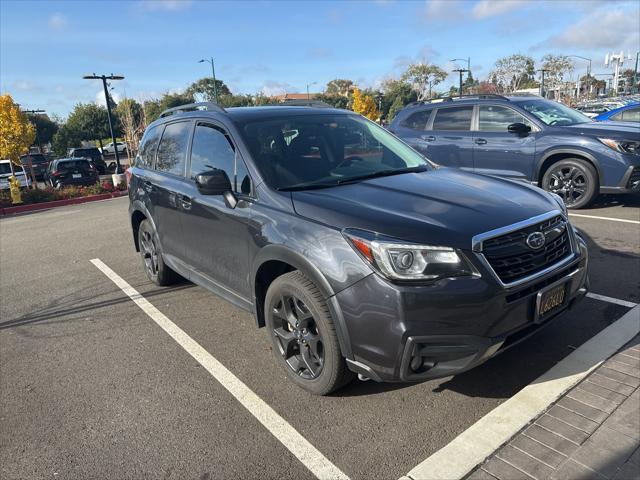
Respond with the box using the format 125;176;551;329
482;215;572;284
627;167;640;189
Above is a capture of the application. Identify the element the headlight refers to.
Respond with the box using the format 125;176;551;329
549;192;568;216
598;138;640;155
343;229;475;281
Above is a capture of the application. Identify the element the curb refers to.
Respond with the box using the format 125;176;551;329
0;190;128;216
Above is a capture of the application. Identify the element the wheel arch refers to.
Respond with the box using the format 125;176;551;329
251;245;354;360
130;200;156;252
536;149;602;187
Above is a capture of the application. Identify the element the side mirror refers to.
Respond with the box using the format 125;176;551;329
195;169;233;196
507;122;532;135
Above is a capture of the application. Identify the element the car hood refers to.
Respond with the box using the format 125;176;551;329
291;168;559;250
560;121;640;138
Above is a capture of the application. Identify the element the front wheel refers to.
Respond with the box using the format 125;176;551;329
138;219;181;286
542;159;598;209
265;271;354;395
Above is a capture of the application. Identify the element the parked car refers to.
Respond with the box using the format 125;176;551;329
101;141;128;155
19;153;49;180
593;103;640;123
389;95;640;209
45;158;99;189
0;159;31;190
128;102;589;395
68;147;107;174
575;102;625;118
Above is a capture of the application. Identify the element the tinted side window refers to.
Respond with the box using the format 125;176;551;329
137;125;161;169
156;121;191;176
432;106;473;131
478;106;531;131
190;123;250;194
400;110;430;130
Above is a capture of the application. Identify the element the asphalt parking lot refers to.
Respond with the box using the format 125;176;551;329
1;194;638;480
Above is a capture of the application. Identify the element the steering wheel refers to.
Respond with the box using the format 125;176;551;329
335;156;366;169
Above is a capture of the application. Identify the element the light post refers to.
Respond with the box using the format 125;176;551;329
536;69;550;98
568;55;592;98
198;57;219;103
82;73;124;172
452;69;470;97
306;81;317;101
450;57;470;73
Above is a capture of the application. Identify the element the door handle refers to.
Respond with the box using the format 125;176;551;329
474;138;487;145
180;195;192;210
421;135;436;142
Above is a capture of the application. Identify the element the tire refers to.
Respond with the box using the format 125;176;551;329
264;271;354;395
138;219;181;286
541;158;598;209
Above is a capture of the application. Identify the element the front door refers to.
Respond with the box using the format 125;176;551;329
472;105;537;182
180;121;253;301
422;105;475;171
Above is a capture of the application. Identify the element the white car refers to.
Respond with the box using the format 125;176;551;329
0;159;31;191
101;142;128;155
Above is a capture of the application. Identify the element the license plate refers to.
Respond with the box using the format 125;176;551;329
72;173;82;179
537;282;567;320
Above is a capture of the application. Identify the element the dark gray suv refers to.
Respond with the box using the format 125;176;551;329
128;102;589;395
389;95;640;209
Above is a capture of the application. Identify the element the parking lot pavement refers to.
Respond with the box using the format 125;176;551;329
1;195;638;479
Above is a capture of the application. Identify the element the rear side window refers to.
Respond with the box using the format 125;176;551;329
432;106;473;131
614;107;640;122
190;123;250;194
137;125;161;169
156;121;191;176
478;106;532;131
57;160;91;171
400;110;430;130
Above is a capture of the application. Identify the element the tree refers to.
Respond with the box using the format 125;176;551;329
325;79;354;97
143;92;195;123
0;94;36;168
51;123;82;157
401;63;447;101
316;93;349;109
186;77;232;103
541;54;574;89
380;78;416;119
50;103;114;156
490;54;536;92
387;96;405;121
27;113;58;149
351;87;379;121
116;98;145;160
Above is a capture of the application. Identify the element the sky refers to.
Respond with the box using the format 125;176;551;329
1;0;638;118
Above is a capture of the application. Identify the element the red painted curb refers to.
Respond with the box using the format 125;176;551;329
0;190;128;216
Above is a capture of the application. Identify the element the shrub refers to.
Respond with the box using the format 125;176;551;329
22;187;57;204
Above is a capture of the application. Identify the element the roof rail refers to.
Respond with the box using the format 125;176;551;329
410;94;509;106
159;102;226;118
275;99;334;108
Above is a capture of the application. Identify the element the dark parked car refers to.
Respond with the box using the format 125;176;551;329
68;147;107;174
19;153;49;180
389;95;640;209
128;102;588;395
45;158;99;188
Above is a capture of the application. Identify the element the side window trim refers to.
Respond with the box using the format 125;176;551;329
188;119;254;196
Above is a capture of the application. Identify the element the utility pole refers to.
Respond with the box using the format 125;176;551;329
306;82;317;101
198;58;219;103
453;69;470;97
537;69;550;98
83;73;124;172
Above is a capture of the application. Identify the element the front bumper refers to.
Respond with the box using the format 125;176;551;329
337;232;589;382
601;165;640;194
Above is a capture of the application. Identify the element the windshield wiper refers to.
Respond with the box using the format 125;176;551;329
277;182;340;192
337;165;429;185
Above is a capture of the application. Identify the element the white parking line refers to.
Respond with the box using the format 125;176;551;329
90;258;349;480
587;292;638;308
569;213;640;225
401;305;640;480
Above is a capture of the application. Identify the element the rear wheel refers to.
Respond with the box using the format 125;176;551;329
265;271;354;395
542;158;597;209
138;219;181;286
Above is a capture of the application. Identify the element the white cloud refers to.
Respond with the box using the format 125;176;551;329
138;0;193;11
472;0;530;19
49;13;68;30
260;81;298;97
12;80;42;92
544;7;640;50
95;89;122;107
424;0;465;21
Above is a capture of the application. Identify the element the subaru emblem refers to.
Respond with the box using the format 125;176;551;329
526;231;546;250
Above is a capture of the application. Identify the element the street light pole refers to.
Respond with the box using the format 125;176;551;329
83;74;125;172
568;55;592;98
536;69;550;98
306;82;317;101
198;58;219;103
452;69;470;97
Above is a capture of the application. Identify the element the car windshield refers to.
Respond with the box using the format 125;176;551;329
239;114;429;190
57;160;91;170
0;163;23;175
515;99;592;126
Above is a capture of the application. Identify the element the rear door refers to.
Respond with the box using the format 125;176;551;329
423;105;474;171
180;120;253;302
472;104;537;182
147;120;194;263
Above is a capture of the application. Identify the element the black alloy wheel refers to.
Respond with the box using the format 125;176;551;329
272;293;324;379
542;159;597;209
137;219;181;286
139;223;159;280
